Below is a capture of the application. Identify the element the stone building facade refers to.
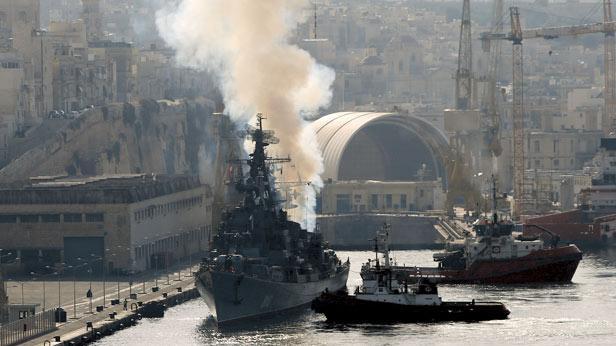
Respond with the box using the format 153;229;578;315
320;180;445;214
0;174;212;275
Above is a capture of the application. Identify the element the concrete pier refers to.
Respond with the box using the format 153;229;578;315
4;264;200;345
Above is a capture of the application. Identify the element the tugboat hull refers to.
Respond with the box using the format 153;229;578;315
407;245;583;284
196;268;349;325
312;293;510;323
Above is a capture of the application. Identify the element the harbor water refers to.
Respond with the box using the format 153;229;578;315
94;249;616;345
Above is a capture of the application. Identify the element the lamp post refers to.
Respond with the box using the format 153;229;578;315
68;265;76;319
1;252;14;292
89;254;103;309
116;266;120;300
154;254;158;289
30;271;46;311
166;257;170;286
87;266;93;314
56;262;67;310
102;258;106;307
57;271;61;309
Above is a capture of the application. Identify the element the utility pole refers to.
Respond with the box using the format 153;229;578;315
510;7;524;219
456;0;473;110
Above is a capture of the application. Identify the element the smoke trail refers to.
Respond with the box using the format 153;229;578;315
156;0;334;230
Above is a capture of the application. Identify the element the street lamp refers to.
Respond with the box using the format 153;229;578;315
116;265;120;300
0;252;15;293
56;271;61;309
89;254;104;308
30;271;46;311
154;254;159;289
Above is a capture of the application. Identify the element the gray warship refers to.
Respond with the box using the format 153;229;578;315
195;115;349;325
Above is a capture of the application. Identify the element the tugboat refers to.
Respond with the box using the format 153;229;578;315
312;224;510;323
401;177;582;284
195;114;349;325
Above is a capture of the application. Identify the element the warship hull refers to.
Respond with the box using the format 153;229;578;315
405;245;583;284
195;267;349;325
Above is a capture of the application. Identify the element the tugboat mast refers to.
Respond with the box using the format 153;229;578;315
491;175;498;225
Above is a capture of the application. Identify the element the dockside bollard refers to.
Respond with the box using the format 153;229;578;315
86;321;93;331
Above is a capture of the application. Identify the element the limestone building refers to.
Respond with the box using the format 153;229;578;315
0;0;53;124
320;180;444;214
82;0;103;42
0;174;212;275
0;51;26;162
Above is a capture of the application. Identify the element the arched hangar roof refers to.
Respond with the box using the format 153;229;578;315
311;112;450;182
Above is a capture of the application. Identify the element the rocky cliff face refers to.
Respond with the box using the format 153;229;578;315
0;98;237;189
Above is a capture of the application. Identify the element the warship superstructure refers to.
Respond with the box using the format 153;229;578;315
195;115;349;325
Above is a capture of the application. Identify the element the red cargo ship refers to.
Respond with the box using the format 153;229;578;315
397;179;583;284
523;138;616;248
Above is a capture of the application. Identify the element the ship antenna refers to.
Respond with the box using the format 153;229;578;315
373;236;380;270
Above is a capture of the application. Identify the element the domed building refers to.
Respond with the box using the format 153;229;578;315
310;112;451;248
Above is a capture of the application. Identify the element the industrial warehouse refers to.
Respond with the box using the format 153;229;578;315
0;174;212;274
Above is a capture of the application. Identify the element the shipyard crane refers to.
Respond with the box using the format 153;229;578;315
482;0;505;157
604;0;616;132
480;2;616;217
481;1;616;135
510;7;524;219
455;0;473;110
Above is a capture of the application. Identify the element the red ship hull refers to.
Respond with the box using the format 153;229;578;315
405;245;583;284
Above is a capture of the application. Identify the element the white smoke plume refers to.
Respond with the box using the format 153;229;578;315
156;0;334;230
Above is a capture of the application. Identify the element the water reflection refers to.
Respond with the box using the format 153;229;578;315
94;249;616;346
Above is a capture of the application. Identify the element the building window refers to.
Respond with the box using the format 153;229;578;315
419;189;424;198
553;159;560;167
85;213;104;223
0;215;17;223
41;214;61;223
385;194;392;208
553;140;559;153
64;213;82;223
336;194;352;213
19;215;39;223
400;194;407;209
371;194;378;209
534;140;540;153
